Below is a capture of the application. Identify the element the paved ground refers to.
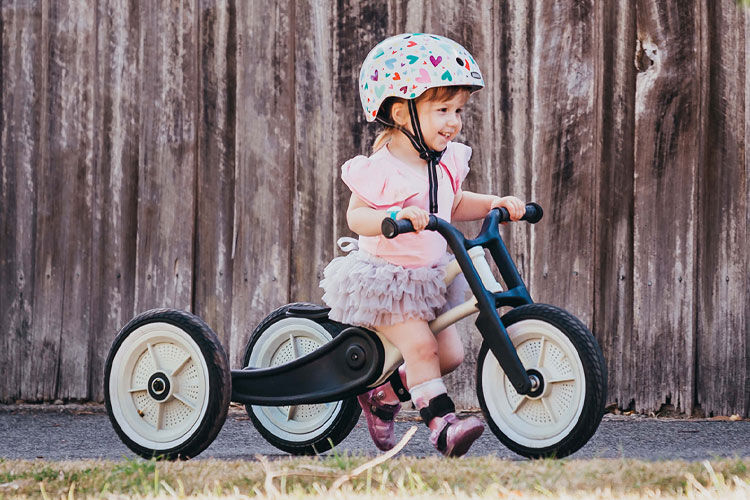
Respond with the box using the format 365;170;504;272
1;405;748;461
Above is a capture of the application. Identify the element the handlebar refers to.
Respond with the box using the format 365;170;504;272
381;202;543;239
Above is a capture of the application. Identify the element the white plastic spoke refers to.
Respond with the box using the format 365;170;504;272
147;343;161;371
155;402;164;430
170;355;192;377
128;387;147;393
289;334;299;359
547;375;576;384
537;337;546;368
174;393;197;411
542;397;557;423
286;405;298;421
511;395;528;414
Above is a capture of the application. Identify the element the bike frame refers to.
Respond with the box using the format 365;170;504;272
231;208;537;406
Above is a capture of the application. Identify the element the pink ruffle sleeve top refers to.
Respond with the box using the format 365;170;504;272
341;141;472;268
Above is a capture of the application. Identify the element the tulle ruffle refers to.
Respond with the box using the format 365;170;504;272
320;250;468;328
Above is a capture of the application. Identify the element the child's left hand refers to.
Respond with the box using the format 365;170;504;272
490;196;525;221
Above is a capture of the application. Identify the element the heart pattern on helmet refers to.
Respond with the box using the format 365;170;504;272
358;33;485;122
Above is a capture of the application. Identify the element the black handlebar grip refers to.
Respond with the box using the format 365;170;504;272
497;202;544;224
381;215;438;239
523;202;543;223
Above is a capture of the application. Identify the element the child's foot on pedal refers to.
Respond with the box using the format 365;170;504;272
357;389;401;451
429;413;484;457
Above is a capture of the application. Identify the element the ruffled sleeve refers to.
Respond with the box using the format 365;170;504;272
341;155;419;209
445;142;472;192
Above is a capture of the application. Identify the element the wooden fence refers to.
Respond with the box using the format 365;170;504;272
1;0;748;416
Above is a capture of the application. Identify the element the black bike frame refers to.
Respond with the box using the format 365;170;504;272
426;208;534;394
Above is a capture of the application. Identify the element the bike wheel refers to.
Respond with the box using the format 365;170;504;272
104;309;231;460
242;303;362;455
476;303;606;458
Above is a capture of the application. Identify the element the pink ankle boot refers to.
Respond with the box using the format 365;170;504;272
357;388;401;451
429;413;484;457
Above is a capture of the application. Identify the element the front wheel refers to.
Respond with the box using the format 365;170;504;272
104;309;231;460
477;304;606;458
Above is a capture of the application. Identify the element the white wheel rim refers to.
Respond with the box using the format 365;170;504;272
109;322;210;450
481;319;585;449
247;318;342;443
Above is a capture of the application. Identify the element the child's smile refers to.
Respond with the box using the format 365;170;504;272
416;91;470;151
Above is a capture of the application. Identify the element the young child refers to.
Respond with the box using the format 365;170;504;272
320;33;525;457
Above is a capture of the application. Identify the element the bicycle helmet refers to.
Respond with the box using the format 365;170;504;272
359;33;484;213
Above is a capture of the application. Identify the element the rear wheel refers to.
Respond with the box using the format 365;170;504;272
243;303;362;455
477;304;606;458
104;309;231;460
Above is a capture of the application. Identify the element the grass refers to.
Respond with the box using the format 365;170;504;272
0;456;749;499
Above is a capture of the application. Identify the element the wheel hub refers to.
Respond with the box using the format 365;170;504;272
147;372;172;402
526;369;545;398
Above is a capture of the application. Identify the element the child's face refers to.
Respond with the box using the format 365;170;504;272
415;90;470;151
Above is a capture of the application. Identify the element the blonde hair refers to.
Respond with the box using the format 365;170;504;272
371;86;473;153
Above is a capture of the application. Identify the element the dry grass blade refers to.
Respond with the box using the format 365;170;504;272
330;425;418;491
255;454;280;498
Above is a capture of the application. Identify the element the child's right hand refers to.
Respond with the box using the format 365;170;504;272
395;206;430;232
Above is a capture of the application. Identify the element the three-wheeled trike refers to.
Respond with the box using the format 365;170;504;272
104;203;607;459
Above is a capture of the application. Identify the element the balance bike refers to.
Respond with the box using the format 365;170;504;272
104;203;607;459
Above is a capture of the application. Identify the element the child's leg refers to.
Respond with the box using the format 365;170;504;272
435;325;464;375
379;320;483;456
377;318;441;387
357;319;439;451
370;323;463;405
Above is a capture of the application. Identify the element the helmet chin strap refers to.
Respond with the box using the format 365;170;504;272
376;99;445;213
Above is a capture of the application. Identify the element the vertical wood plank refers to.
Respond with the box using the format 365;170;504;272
88;0;140;401
135;0;198;312
492;0;535;280
194;0;235;350
331;2;389;249
695;0;747;417
290;0;335;304
529;0;598;329
26;0;96;400
596;0;637;408
631;0;702;413
230;0;294;367
0;0;41;402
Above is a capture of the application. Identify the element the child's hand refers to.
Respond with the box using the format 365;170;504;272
490;196;525;221
396;206;430;232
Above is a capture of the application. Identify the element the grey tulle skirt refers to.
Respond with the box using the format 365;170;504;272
319;248;469;329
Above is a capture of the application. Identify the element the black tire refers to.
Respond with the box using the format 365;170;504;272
476;304;606;458
104;308;231;460
242;303;362;455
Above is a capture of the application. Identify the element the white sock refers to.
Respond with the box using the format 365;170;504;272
409;378;447;408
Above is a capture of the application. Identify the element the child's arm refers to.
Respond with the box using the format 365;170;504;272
451;190;525;222
347;194;430;236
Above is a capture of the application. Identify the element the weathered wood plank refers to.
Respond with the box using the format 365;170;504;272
230;0;294;367
0;0;42;402
695;0;747;417
595;0;637;409
290;0;335;304
48;0;97;400
194;0;235;350
492;0;535;281
22;0;97;401
134;0;198;312
528;0;598;328
88;0;140;401
631;0;701;413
